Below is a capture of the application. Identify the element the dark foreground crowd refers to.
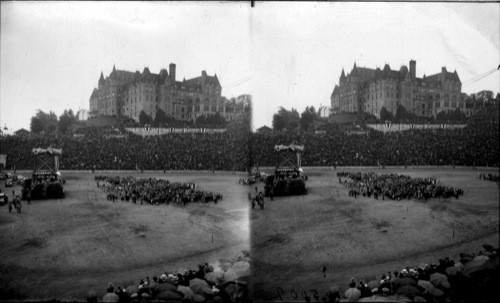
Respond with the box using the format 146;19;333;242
337;172;463;201
329;244;498;303
89;260;249;303
96;176;223;205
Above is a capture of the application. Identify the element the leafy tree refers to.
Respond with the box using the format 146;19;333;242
212;112;227;127
475;90;493;103
394;105;408;122
195;114;207;126
300;106;317;130
379;107;393;122
272;107;300;131
58;109;76;133
272;110;287;131
46;122;57;133
435;110;447;122
30;110;58;133
139;110;153;126
153;108;168;126
30;117;44;133
288;119;299;130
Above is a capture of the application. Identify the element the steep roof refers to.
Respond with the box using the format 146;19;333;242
186;73;221;88
339;61;462;87
426;70;461;83
90;88;98;98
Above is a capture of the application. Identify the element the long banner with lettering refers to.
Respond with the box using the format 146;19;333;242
366;124;467;133
125;127;227;136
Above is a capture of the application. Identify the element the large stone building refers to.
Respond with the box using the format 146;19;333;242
330;60;466;118
89;64;244;123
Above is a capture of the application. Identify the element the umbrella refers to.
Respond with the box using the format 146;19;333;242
178;285;196;301
429;272;450;289
394;277;417;289
395;285;423;300
388;294;412;302
359;295;398;302
189;278;214;297
367;279;380;289
155;282;178;294
462;258;488;275
445;266;459;277
125;284;139;295
418;280;443;297
156;290;183;301
462;256;498;277
224;261;250;282
204;272;219;285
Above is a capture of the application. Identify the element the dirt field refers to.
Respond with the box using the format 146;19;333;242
0;171;250;301
250;167;500;301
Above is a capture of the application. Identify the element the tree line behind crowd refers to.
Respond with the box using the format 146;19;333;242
272;90;500;131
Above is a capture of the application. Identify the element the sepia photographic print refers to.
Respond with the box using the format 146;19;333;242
0;1;499;302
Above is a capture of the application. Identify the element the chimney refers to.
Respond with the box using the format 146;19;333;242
169;63;176;82
409;60;416;79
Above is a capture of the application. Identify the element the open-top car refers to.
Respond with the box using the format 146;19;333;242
16;175;25;185
5;179;14;187
0;192;7;205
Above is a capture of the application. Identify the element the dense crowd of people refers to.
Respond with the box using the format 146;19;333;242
96;176;222;205
1;121;498;171
330;244;498;303
253;121;499;167
0;131;250;171
88;256;250;303
337;172;463;201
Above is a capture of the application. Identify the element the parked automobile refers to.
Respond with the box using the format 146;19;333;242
0;192;7;205
16;175;25;185
259;172;269;181
5;179;14;187
239;177;256;185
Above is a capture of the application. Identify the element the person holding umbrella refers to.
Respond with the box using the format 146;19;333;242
344;279;361;302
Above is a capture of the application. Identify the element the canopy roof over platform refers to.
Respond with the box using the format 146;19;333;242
274;144;304;153
32;148;62;155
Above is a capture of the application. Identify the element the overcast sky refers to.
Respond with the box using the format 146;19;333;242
1;1;499;132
